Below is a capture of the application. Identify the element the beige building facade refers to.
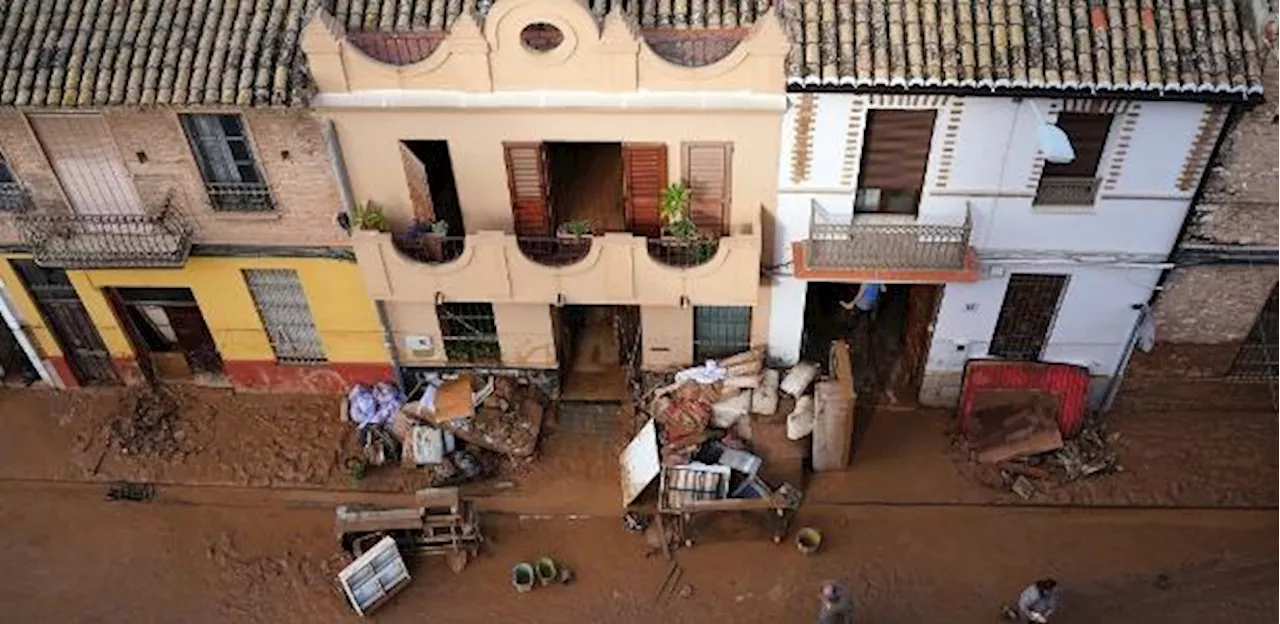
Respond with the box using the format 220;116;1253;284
302;0;789;395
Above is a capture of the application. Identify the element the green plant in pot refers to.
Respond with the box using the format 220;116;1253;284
556;218;593;239
659;182;692;231
353;200;391;232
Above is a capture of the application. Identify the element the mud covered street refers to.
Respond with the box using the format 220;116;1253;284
0;486;1273;624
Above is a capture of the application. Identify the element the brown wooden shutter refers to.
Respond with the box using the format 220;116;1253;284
682;142;731;235
400;143;435;223
622;143;667;237
30;113;145;216
503;142;550;236
1042;113;1112;178
857;109;937;191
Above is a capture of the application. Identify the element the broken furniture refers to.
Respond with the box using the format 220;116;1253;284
336;535;410;617
336;487;483;574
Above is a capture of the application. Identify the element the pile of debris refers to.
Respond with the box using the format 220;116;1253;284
108;387;188;460
344;374;545;486
959;389;1120;498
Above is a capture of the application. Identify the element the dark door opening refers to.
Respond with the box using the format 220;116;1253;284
989;274;1068;361
801;282;939;405
557;305;631;403
0;319;38;386
401;140;464;235
107;287;224;382
545;142;625;233
11;260;118;386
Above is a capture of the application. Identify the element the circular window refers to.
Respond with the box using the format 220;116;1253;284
520;22;564;53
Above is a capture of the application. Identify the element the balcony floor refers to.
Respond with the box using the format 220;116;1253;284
792;241;979;284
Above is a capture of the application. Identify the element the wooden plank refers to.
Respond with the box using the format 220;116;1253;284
812;340;856;472
414;486;460;510
335;507;423;536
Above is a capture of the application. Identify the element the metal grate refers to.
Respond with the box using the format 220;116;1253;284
437;302;501;364
646;237;720;268
1033;176;1101;206
1227;285;1279;382
806;200;971;270
243;269;327;364
692;306;751;362
392;234;466;264
514;236;592;267
988;274;1068;361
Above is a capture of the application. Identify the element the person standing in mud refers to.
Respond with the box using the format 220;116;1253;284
816;580;856;624
1006;578;1060;623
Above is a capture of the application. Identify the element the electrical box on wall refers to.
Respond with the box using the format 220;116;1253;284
404;335;434;358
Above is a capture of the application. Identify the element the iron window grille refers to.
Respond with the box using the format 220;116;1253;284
181;114;275;212
437;302;502;364
1227;285;1279;382
988;274;1068;361
692;306;752;362
243;269;328;364
0;153;29;212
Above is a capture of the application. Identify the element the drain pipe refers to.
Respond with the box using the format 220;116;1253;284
374;300;406;393
1101;303;1150;414
322;119;357;226
0;281;55;387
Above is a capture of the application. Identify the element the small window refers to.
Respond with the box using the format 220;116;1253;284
989;274;1068;361
0;152;28;211
856;109;936;215
437;302;501;364
243;269;327;364
1034;113;1112;207
693;306;752;362
180;114;274;212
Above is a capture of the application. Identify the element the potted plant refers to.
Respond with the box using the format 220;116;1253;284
556;219;593;240
659;182;691;232
353;200;391;232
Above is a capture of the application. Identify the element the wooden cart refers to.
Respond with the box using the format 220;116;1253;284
336;487;483;573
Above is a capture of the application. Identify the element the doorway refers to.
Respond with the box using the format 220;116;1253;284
544;142;626;233
11;260;119;386
801;282;941;405
400;140;464;234
556;305;631;403
106;287;224;383
0;319;38;386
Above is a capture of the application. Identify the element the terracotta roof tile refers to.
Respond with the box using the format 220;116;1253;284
0;0;1263;108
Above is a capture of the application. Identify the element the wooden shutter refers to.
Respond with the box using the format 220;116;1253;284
400;143;435;222
682;142;731;235
29;114;144;216
857;109;937;191
622;143;667;237
1042;113;1112;178
503;142;550;236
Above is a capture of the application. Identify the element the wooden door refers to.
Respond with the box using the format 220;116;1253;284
503;142;551;236
682;142;732;235
622;143;667;237
104;288;157;384
28;114;144;216
11;261;119;386
400;143;435;223
896;285;941;403
167;305;224;375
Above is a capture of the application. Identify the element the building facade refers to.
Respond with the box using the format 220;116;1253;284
302;0;789;398
0;1;391;392
1147;11;1279;383
768;0;1265;408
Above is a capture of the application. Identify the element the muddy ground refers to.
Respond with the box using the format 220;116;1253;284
0;485;1272;624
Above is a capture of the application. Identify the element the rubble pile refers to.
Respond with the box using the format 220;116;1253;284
108;387;188;460
962;415;1122;499
438;377;544;458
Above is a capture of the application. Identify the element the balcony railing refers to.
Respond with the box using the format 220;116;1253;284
14;196;194;268
516;236;592;267
391;233;466;264
646;237;721;269
1033;176;1100;206
805;201;971;270
207;182;275;212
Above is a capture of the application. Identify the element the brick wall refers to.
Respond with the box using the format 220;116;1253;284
1154;265;1277;345
0;109;345;248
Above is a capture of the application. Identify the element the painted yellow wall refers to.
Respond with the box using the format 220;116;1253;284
0;255;62;357
51;257;386;364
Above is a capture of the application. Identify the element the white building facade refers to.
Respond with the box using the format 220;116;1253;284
769;92;1243;407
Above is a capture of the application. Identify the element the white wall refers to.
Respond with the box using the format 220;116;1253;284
926;264;1163;377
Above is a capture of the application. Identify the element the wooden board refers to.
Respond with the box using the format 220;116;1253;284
812;341;855;471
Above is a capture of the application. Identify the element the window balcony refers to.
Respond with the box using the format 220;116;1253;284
391;232;466;265
207;182;275;212
646;236;721;269
1033;176;1100;207
352;229;759;307
793;200;978;283
13;194;194;269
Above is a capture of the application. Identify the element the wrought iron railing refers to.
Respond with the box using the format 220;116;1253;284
0;183;30;212
646;237;721;269
516;235;592;267
805;200;971;270
1033;176;1100;206
392;233;466;265
207;182;275;212
14;196;194;268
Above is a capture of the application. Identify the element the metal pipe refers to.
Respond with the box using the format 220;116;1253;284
1101;303;1148;413
0;280;55;387
374;300;405;393
323;119;357;216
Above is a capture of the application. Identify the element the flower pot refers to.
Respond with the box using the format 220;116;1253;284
420;233;446;262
